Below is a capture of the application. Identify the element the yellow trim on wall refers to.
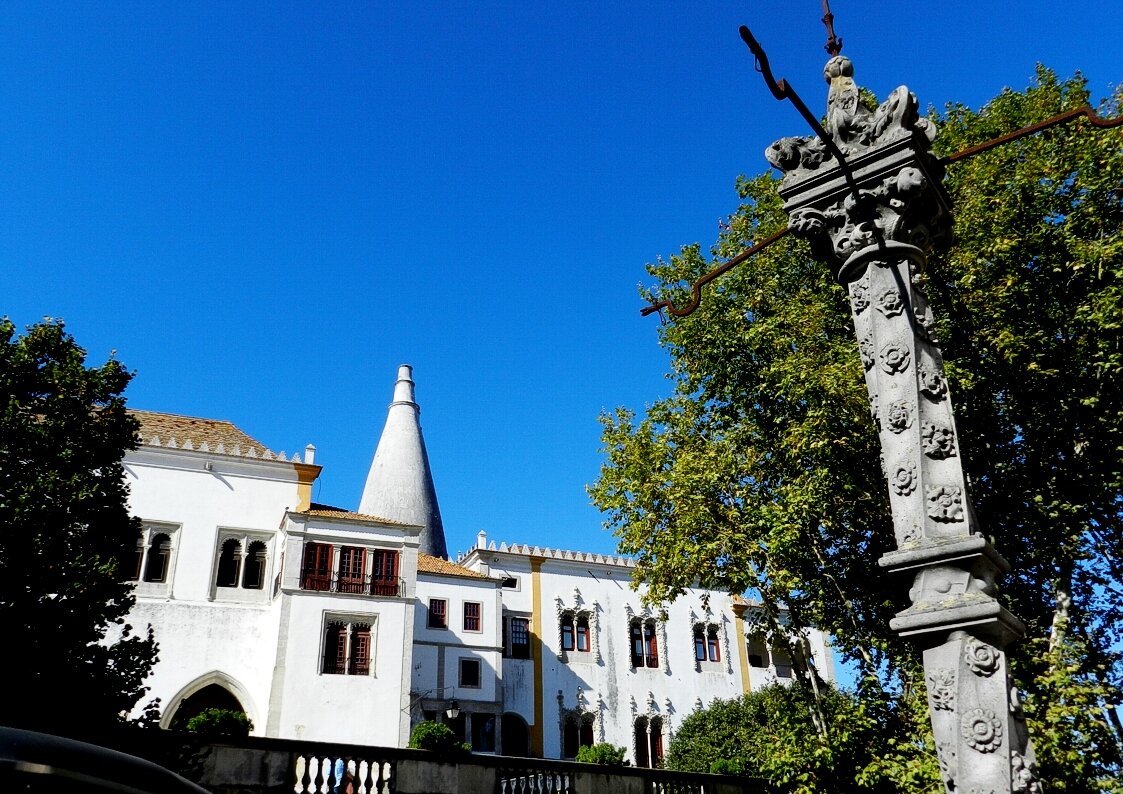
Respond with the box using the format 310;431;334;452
529;556;545;757
292;463;322;512
732;603;752;693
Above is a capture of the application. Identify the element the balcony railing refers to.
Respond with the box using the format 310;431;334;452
299;569;404;598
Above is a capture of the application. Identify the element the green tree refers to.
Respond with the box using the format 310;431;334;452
408;721;471;756
665;684;910;793
184;708;254;738
0;318;159;734
591;69;1122;791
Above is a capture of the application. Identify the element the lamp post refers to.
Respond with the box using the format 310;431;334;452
751;42;1041;794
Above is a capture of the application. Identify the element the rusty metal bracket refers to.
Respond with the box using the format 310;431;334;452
640;228;790;318
942;105;1123;164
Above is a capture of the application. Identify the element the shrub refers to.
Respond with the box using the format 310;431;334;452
575;743;628;767
184;708;253;737
408;721;471;756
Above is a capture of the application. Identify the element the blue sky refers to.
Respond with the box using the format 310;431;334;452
2;2;1120;559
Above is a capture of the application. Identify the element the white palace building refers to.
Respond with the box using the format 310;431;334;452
123;365;834;765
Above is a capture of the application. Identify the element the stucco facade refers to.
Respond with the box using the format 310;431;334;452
123;366;833;764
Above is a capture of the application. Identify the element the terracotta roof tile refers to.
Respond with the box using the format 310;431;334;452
131;410;270;456
418;553;492;580
299;502;412;527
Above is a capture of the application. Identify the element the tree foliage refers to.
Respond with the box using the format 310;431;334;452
0;318;159;733
575;742;629;767
184;708;254;737
665;684;917;793
591;69;1122;791
408;721;471;756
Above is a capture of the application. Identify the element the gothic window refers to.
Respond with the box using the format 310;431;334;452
429;598;448;629
575;615;590;652
773;644;793;678
242;541;267;590
216;539;242;588
630;618;659;668
694;623;721;663
464;602;482;632
562;713;596;759
560;614;575;651
321;618;373;675
144;533;172;583
129;524;179;592
633;716;664;768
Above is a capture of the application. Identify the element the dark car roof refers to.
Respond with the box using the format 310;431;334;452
0;726;210;794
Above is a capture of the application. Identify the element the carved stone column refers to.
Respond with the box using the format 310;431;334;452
768;55;1040;794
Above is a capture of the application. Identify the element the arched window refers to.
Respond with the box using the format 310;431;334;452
747;634;770;668
634;717;650;768
242;541;267;589
323;623;347;675
634;716;665;768
216;539;242;588
143;533;172;583
562;715;579;759
579;714;595;750
560;614;575;651
649;717;664;767
575;615;590;652
707;626;721;662
562;713;595;758
694;625;707;662
630;618;659;668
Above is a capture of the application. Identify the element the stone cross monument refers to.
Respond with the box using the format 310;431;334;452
764;54;1041;793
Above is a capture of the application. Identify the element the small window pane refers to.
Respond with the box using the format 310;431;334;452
428;599;447;629
459;658;481;688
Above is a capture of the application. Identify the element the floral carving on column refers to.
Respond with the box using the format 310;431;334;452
927;486;965;522
928;669;956;711
961;708;1004;753
964;638;1000;677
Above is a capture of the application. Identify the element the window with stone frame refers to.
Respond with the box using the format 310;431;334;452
463;601;482;632
747;634;770;668
428;598;448;629
128;523;180;593
321;617;373;676
505;616;531;659
693;623;722;664
561;713;596;759
633;716;664;768
630;618;659;668
214;533;271;595
459;657;481;688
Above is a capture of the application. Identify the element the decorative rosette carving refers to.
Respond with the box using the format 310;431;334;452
879;342;911;374
964;638;1000;677
919;367;948;399
875;287;905;317
927;485;965;522
921;421;957;458
928;669;956;711
891;464;917;496
885;400;912;433
961;708;1004;753
850;280;871;314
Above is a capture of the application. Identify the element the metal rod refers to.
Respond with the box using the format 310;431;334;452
942;105;1123;164
640;228;790;318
